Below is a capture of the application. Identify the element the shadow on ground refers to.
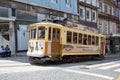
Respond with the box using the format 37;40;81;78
0;52;29;63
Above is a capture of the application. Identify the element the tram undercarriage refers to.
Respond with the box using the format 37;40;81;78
29;54;105;64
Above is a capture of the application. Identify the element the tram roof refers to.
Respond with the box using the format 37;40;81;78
30;22;63;28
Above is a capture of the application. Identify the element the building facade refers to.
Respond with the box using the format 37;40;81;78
98;0;120;53
78;0;98;31
0;0;78;55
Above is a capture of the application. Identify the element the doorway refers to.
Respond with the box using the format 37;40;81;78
51;28;61;59
0;22;9;47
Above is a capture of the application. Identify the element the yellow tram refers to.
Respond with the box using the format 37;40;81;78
27;21;106;63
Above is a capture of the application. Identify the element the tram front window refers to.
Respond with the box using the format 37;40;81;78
31;28;36;39
38;27;45;39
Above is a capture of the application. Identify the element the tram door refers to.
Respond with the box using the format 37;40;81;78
100;37;105;55
51;28;61;59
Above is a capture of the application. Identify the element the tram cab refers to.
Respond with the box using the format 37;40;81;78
27;22;62;62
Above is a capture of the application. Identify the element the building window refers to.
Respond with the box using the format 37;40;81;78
92;11;96;21
114;8;116;16
86;10;90;19
66;0;71;7
104;4;107;12
80;8;83;19
109;6;112;14
99;2;102;10
51;0;57;3
0;7;9;18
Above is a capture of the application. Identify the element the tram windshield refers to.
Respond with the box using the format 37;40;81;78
38;26;45;39
31;26;36;39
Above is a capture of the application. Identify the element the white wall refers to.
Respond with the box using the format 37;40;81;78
17;25;29;51
9;21;15;54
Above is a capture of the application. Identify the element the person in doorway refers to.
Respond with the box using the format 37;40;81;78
0;46;7;57
5;45;11;57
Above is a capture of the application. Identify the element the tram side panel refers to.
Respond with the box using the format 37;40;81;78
61;29;101;57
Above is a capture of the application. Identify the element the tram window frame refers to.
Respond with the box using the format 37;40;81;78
73;32;77;44
78;33;82;44
57;29;60;40
92;36;95;45
48;27;51;40
83;34;87;45
88;35;92;45
31;28;36;39
38;26;45;39
67;31;72;43
96;37;99;46
101;37;105;44
52;28;56;39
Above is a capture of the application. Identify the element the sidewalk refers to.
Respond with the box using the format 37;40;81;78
0;52;29;64
104;53;120;60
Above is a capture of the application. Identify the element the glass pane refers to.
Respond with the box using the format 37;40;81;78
57;29;60;40
38;27;45;39
88;35;91;45
16;10;37;21
0;7;9;18
92;36;95;45
31;29;36;39
96;37;99;45
84;34;87;45
73;32;77;44
48;27;51;40
67;31;72;43
52;28;56;39
78;33;82;44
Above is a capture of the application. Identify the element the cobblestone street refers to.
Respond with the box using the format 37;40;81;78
0;54;120;80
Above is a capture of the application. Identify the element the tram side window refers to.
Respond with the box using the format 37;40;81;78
57;29;60;40
84;34;87;45
101;37;104;44
73;32;77;44
92;36;95;45
31;29;36;39
67;31;72;43
88;35;91;45
38;27;45;39
78;33;82;44
48;27;51;40
96;37;99;46
52;28;56;39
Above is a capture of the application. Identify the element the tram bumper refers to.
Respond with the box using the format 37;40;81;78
27;50;44;57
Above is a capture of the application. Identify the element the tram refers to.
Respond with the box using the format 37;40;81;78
27;21;106;63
